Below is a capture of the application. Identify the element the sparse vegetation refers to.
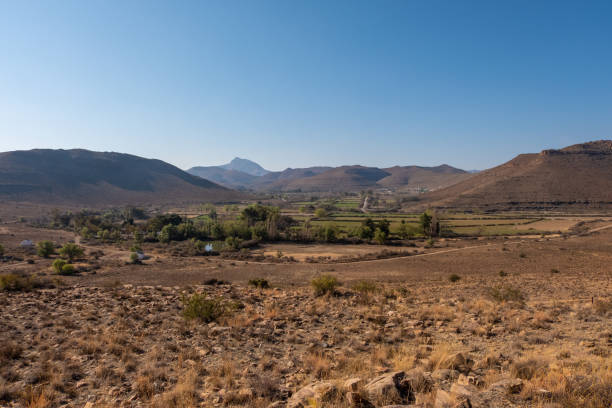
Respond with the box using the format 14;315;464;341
58;242;84;262
60;264;76;275
36;240;55;258
488;285;525;303
181;293;227;322
52;258;67;274
352;280;378;294
311;274;340;296
248;278;270;289
449;273;461;282
0;274;34;291
0;205;610;407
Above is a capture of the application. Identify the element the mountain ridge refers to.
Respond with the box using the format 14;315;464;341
0;149;240;206
418;140;612;210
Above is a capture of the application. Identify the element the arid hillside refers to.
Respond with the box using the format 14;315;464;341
0;149;240;206
379;165;471;192
420;140;612;210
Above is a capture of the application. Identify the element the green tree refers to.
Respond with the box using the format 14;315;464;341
37;241;55;258
314;208;327;218
225;236;243;250
0;243;4;257
159;224;178;243
357;225;374;240
374;227;388;244
59;243;84;262
398;220;414;239
420;211;440;237
419;212;432;235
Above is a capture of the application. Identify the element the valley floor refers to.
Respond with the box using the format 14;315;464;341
0;224;611;407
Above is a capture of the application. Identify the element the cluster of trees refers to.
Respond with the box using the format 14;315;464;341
143;204;298;246
46;204;442;250
352;218;391;244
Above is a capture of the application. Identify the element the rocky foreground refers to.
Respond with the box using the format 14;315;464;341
0;280;611;408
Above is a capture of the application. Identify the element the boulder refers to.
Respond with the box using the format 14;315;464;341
434;389;453;408
346;391;376;408
432;368;460;382
287;382;337;408
489;378;523;394
344;377;363;392
364;371;414;404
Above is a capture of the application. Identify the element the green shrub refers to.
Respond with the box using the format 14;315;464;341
499;270;507;277
60;264;76;275
352;281;378;294
52;258;67;274
374;228;388;245
130;252;142;264
224;236;243;250
181;293;227;322
311;275;340;297
59;243;84;262
449;274;461;283
550;268;560;274
37;240;55;258
488;285;525;303
0;274;49;291
248;278;270;289
0;243;4;257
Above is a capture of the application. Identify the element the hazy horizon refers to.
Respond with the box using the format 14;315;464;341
2;1;611;171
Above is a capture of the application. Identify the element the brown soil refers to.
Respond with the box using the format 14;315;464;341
1;224;611;407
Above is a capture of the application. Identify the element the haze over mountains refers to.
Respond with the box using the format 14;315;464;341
188;159;469;193
0;149;237;206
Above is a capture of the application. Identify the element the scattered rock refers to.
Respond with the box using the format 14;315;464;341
365;371;414;404
287;382;337;408
490;378;523;394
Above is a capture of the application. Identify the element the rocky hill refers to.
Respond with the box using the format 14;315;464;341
421;140;612;210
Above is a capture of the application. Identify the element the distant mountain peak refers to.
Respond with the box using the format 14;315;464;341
220;157;269;176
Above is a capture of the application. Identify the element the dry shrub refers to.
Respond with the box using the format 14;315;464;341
390;344;418;372
0;274;48;292
463;298;500;324
531;311;554;329
0;341;23;361
593;298;612;316
524;356;612;408
303;351;332;379
418;304;455;322
488;285;525;304
20;386;53;408
152;369;198;408
427;344;469;372
135;375;155;399
248;374;280;399
209;358;236;389
511;356;548;380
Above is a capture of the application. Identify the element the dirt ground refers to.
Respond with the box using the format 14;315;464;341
1;222;611;407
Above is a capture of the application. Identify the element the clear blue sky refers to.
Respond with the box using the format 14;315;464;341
1;1;611;171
